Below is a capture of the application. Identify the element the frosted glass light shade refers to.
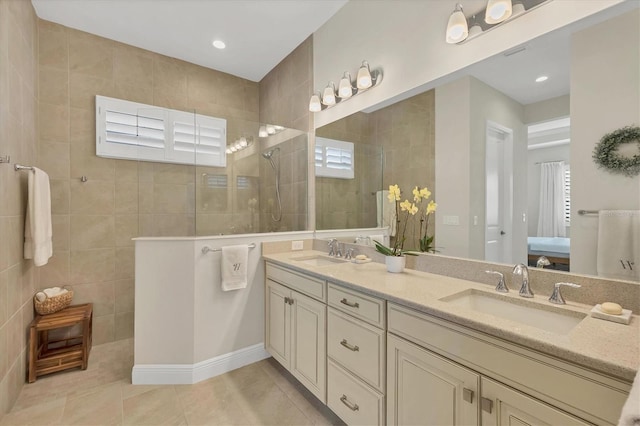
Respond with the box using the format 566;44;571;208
446;4;468;44
322;82;336;105
266;125;276;135
338;72;353;98
259;125;268;137
308;93;321;112
485;0;512;24
356;61;372;89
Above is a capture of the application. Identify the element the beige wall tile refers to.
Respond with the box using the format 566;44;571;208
114;312;133;340
51;214;70;251
69;72;114;110
70;180;114;215
114;248;134;280
153;184;190;214
91;315;115;346
69;107;94;144
39;102;69;142
114;160;138;182
38;20;68;70
70;144;115;182
6;216;22;267
114;278;134;314
115;215;138;247
6;264;21;320
70;215;115;250
69;248;115;285
39;66;68;106
6;314;21;370
37;141;69;179
37;251;70;287
114;181;138;214
50;179;70;215
0;323;7;381
68;29;113;80
72;281;114;317
0;270;7;327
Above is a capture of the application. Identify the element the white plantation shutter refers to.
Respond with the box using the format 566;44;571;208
564;166;571;224
315;137;354;179
96;96;226;167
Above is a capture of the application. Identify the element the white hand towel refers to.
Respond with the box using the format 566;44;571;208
618;367;640;426
221;245;249;291
597;210;640;281
24;167;53;267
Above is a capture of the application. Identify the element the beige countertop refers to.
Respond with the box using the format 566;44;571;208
263;250;639;383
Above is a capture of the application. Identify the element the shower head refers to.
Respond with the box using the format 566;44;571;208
262;147;279;159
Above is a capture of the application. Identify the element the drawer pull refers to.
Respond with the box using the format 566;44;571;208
481;397;493;414
463;388;474;404
284;297;294;305
340;298;360;308
340;339;360;352
340;394;359;411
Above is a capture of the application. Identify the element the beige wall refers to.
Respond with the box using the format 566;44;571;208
0;0;38;416
570;9;640;276
36;19;260;346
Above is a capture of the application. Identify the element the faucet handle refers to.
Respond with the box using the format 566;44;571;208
485;270;508;293
345;248;355;260
549;282;581;305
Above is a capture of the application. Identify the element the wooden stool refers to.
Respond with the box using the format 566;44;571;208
28;303;93;383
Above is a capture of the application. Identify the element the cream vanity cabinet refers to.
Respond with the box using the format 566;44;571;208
387;303;630;426
265;263;327;403
326;284;386;426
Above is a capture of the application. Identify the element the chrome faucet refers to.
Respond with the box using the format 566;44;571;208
345;248;355;260
549;282;581;305
512;263;534;298
485;270;508;293
328;239;338;256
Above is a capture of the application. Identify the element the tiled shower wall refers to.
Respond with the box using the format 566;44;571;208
36;19;260;346
0;0;38;415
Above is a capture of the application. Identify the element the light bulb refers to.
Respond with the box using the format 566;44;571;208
234;141;242;150
266;125;275;135
274;125;284;131
230;145;237;152
309;92;321;112
356;61;372;89
239;137;248;148
511;1;525;17
468;15;482;38
225;147;232;154
322;82;336;106
485;0;512;24
338;72;353;99
259;125;268;137
446;4;468;44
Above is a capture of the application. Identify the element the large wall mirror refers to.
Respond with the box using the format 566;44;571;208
315;2;639;283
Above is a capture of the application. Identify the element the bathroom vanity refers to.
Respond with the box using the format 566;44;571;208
264;249;637;426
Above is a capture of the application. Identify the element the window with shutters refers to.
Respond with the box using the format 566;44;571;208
564;165;571;225
314;137;354;179
96;96;226;167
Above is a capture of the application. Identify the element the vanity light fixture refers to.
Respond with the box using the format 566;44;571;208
322;82;337;106
338;72;354;99
226;136;253;155
258;125;268;137
485;0;513;24
266;124;276;135
468;15;483;38
446;3;469;44
308;60;381;112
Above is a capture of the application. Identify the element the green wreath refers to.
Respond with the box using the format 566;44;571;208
592;126;640;177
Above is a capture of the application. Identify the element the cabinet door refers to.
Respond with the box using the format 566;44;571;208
291;290;327;403
481;377;592;426
387;334;480;426
266;279;291;369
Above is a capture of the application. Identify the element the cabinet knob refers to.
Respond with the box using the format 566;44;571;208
284;297;294;305
463;388;474;404
481;397;493;414
340;298;359;308
340;339;360;352
340;394;359;411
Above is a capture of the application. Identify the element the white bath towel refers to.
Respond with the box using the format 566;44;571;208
376;190;396;236
618;367;640;426
597;210;640;281
221;245;249;291
24;167;53;267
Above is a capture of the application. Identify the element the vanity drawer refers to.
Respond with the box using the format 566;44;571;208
266;262;325;302
328;283;385;328
327;359;384;426
328;308;385;392
387;303;630;425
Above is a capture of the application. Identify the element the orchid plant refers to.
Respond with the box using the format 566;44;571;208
374;184;437;256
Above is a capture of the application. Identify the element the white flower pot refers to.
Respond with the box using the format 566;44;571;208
385;255;406;273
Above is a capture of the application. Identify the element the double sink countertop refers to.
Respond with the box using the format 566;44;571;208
263;250;639;383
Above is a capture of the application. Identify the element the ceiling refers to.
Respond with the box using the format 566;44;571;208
31;0;347;82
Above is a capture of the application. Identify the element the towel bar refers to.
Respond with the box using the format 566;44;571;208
578;210;599;216
202;243;256;254
15;164;34;171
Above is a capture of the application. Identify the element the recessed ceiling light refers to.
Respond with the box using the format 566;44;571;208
535;75;548;83
212;40;226;49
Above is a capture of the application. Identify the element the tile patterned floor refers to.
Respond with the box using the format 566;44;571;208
1;339;344;425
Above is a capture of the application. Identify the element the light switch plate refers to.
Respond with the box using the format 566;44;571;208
291;240;304;250
443;215;460;226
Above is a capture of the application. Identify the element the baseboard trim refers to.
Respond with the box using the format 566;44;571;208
132;343;270;385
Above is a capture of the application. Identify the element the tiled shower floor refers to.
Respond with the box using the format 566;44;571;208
1;339;344;425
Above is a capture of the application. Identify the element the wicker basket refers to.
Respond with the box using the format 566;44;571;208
34;287;74;315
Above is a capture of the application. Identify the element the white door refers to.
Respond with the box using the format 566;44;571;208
291;290;326;403
387;334;480;426
485;122;513;263
481;377;590;426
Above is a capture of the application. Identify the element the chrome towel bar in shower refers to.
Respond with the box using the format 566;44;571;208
202;243;257;254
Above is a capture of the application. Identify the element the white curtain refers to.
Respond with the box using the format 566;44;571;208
537;161;566;237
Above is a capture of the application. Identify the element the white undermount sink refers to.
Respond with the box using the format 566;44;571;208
441;289;586;334
290;255;348;267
